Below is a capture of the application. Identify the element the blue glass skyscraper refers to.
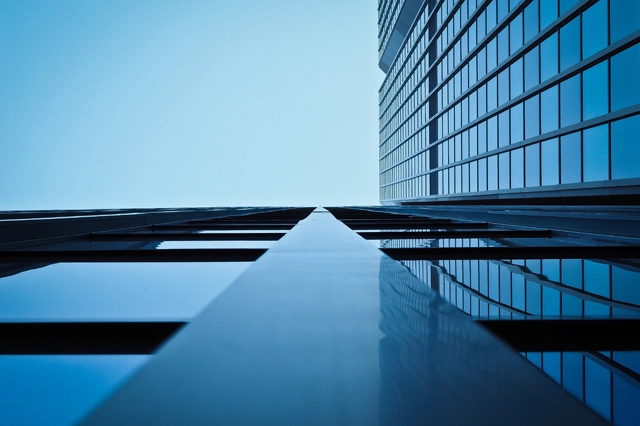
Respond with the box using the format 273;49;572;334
378;0;640;204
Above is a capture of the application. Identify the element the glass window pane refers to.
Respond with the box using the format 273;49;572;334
510;12;523;55
524;46;540;91
488;115;498;151
511;58;524;99
499;152;510;189
560;0;579;15
488;76;498;111
561;131;581;183
488;155;498;189
541;85;559;134
487;0;497;30
478;84;487;116
478;157;488;190
470;160;478;192
583;61;609;120
525;95;540;139
541;137;559;185
524;0;539;43
511;147;524;188
487;38;497;71
498;0;509;22
525;143;541;186
478;121;487;153
540;32;559;82
611;43;640;112
511;103;524;143
583;124;609;182
499;110;510;147
610;0;640;43
498;68;509;106
498;27;509;64
560;17;580;71
540;0;558;30
582;0;608;58
560;74;581;127
611;114;640;180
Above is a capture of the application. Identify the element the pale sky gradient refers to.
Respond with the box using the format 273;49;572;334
0;0;382;209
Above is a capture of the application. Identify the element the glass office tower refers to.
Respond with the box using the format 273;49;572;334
379;0;640;204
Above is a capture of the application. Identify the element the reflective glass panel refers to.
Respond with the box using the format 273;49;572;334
525;143;541;187
611;114;640;180
582;0;608;58
525;95;540;139
541;138;559;185
540;32;559;82
583;61;609;120
560;131;581;184
560;74;581;127
511;103;524;144
524;46;540;91
541;86;559;134
610;0;640;43
559;17;580;71
611;43;640;112
583;125;609;182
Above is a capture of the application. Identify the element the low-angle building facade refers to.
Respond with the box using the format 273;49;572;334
1;0;639;425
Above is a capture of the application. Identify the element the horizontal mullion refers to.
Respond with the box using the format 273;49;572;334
0;249;267;262
344;221;488;230
382;246;640;260
0;321;186;354
153;224;294;231
359;229;552;239
478;319;640;352
90;232;285;242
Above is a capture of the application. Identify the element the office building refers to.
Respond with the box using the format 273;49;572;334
376;0;640;423
378;0;640;204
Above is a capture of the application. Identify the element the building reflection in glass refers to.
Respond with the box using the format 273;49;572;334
380;236;640;424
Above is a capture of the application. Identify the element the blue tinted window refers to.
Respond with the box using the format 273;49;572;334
541;86;559;133
487;76;498;111
540;32;559;82
583;125;609;182
543;287;560;315
470;126;478;156
478;46;487;79
499;152;510;189
524;0;539;43
511;103;524;143
498;69;509;106
511;58;524;99
612;114;640;180
478;157;488;190
499;110;510;147
525;95;540;139
560;0;579;15
498;0;509;21
487;0;497;30
610;0;640;43
478;121;487;153
611;43;640;112
524;46;540;91
560;17;580;71
511;147;524;188
478;84;487;116
563;353;584;401
561;131;581;183
540;0;558;30
583;61;609;120
612;265;640;305
560;74;581;127
487;38;497;71
541;138;559;185
498;27;509;64
525;143;541;186
510;13;523;55
488;116;498;151
488;155;498;189
478;10;487;41
582;0;608;58
470;161;478;192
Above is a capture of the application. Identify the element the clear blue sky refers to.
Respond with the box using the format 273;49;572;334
0;0;382;209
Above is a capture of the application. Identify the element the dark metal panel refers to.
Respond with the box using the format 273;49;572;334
383;245;640;260
82;211;605;425
0;249;266;262
0;322;185;354
479;319;640;352
89;232;285;241
359;229;552;239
